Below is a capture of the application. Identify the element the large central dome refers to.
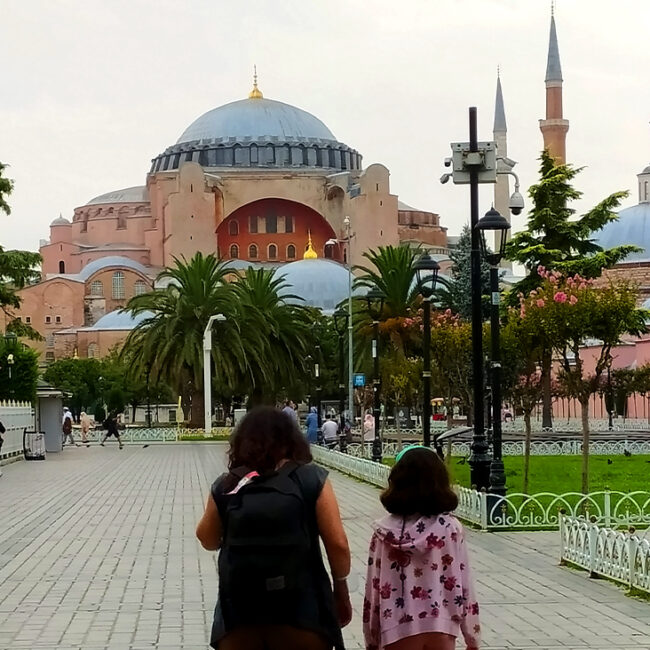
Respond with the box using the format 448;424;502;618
177;97;336;144
150;83;361;174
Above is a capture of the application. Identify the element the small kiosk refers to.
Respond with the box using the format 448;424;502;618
34;381;66;453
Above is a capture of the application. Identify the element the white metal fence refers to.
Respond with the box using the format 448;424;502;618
77;426;232;444
560;516;650;595
311;446;650;531
0;401;33;461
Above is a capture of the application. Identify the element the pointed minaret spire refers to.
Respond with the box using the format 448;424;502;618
539;6;569;163
493;68;507;133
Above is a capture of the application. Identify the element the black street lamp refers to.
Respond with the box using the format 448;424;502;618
476;206;511;497
311;323;323;443
413;252;441;453
145;362;152;428
333;308;350;452
365;288;385;463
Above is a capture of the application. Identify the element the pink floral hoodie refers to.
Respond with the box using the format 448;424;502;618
363;513;481;650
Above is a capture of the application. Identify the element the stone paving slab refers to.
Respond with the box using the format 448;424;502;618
0;443;648;649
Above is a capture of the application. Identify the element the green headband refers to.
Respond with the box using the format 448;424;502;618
394;444;436;464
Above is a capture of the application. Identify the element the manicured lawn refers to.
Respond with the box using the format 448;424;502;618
384;455;650;494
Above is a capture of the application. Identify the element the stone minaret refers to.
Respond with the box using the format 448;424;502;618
539;9;569;163
493;71;512;268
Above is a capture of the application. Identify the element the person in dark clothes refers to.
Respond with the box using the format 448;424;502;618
100;412;123;449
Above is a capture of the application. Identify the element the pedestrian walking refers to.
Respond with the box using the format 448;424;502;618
100;412;124;449
305;405;319;444
80;411;92;445
363;445;481;650
282;399;298;422
363;411;375;441
196;406;352;650
62;407;80;447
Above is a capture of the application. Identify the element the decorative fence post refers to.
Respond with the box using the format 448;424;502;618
588;518;598;577
480;489;488;531
559;512;566;565
628;528;638;590
603;490;611;528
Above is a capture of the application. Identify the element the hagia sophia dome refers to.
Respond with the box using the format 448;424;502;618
595;163;650;262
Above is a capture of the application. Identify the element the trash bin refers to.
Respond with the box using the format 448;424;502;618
23;429;46;461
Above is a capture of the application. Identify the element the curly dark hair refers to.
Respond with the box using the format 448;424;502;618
380;447;458;516
228;406;312;475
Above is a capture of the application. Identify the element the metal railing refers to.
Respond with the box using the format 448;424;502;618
560;515;650;595
0;401;33;460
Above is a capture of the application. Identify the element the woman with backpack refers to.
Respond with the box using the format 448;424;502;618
363;446;481;650
196;406;352;650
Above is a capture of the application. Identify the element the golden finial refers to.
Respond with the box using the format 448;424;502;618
303;231;318;259
248;65;263;99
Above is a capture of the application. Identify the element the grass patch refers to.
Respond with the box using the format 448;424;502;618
384;454;650;494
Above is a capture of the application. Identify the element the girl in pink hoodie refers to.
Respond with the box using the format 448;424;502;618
363;446;480;650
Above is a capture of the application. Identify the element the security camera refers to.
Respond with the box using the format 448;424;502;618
509;190;525;215
440;173;452;185
443;157;452;167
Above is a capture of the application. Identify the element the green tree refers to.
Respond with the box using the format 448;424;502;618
506;150;637;428
0;162;13;217
0;337;39;402
43;358;102;417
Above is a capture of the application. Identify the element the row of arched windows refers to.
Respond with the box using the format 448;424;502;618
88;274;148;300
229;243;296;261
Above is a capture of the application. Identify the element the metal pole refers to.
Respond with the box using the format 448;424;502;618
422;295;432;449
607;365;613;430
346;218;354;428
203;346;211;434
488;265;506;496
146;363;152;428
372;320;382;463
315;344;322;444
467;106;491;491
339;334;347;452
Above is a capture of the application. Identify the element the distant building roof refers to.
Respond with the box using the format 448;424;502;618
81;310;154;331
86;186;149;206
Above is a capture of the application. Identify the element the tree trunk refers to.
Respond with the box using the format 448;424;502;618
580;399;590;494
395;408;403;452
541;350;553;429
523;410;532;495
189;387;204;429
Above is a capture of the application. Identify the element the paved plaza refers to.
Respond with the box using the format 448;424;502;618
0;444;649;650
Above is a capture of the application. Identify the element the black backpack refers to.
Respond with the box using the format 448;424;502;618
216;463;315;620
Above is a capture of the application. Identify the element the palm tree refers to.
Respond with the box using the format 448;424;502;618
232;267;315;404
122;253;250;427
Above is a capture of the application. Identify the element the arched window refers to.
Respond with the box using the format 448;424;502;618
229;220;239;236
268;244;277;260
112;271;125;299
287;244;296;260
248;244;258;260
229;244;239;259
87;343;99;359
134;280;147;296
58;260;65;273
90;280;103;297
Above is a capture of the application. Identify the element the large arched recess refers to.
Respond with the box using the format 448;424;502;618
217;198;340;262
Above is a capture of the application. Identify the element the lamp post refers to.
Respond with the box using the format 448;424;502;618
476;206;511;497
333;308;349;452
203;314;226;434
365;288;385;463
311;321;323;443
413;252;441;452
145;361;152;428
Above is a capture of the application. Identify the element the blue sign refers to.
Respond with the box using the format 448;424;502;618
353;373;366;387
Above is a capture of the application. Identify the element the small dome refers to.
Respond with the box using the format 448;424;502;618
86;186;149;206
87;310;154;331
177;97;336;144
276;259;359;315
50;214;71;226
78;256;150;281
594;203;650;263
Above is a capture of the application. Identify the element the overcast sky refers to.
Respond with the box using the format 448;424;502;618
1;0;649;252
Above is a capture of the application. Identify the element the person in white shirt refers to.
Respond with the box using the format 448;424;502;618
321;416;339;443
62;407;80;447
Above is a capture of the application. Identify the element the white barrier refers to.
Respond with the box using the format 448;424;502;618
560;516;650;595
0;401;33;461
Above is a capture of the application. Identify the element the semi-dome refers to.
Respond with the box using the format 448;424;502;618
150;83;361;174
78;256;151;281
594;203;650;263
85;309;154;331
276;259;359;314
86;186;149;206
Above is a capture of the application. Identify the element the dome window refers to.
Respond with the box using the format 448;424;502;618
90;280;103;297
58;260;66;274
134;280;147;296
248;244;258;260
268;244;278;260
229;220;239;236
229;244;239;259
112;271;125;299
287;244;296;260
